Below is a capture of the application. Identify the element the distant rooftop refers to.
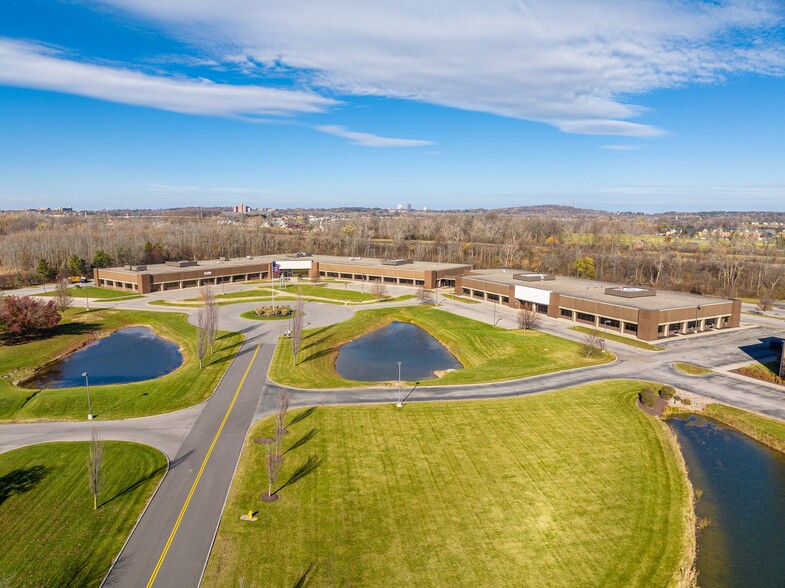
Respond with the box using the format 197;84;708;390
466;268;733;310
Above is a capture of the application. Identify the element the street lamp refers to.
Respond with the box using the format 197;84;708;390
397;361;402;408
82;371;93;420
694;305;701;334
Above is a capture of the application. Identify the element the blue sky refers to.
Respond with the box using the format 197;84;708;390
1;0;784;212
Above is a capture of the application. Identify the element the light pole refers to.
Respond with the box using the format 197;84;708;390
85;287;89;311
694;305;701;334
82;371;93;420
397;361;402;408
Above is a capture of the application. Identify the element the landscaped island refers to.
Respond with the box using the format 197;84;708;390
204;381;694;587
0;308;243;421
268;306;614;388
0;441;166;587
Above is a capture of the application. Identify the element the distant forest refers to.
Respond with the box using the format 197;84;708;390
0;208;783;300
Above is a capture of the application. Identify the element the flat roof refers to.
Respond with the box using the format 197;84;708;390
99;254;470;277
465;269;733;311
312;255;470;272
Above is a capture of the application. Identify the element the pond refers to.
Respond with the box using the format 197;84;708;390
336;321;463;381
668;414;785;587
28;327;183;388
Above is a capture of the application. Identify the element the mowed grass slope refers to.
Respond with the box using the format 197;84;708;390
37;286;143;300
204;381;693;587
0;441;166;588
269;306;613;388
0;308;243;421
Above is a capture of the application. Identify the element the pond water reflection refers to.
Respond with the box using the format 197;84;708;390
336;321;462;381
668;414;785;587
29;327;183;388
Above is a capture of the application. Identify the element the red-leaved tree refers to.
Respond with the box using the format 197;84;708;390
0;295;61;339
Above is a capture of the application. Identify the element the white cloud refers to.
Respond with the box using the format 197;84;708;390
93;0;785;136
601;144;643;151
315;125;433;147
0;38;336;118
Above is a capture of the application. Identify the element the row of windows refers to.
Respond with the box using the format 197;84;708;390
560;308;638;332
319;271;424;286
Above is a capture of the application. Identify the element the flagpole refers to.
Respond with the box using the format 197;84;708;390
271;261;275;311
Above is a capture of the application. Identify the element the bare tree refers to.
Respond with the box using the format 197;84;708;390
370;281;389;300
196;305;209;369
201;286;218;352
582;332;605;358
275;390;289;439
86;429;104;510
55;278;72;312
517;307;542;330
757;292;774;314
291;294;305;366
262;439;283;502
416;287;434;305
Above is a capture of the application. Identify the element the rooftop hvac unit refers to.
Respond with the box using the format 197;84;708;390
129;264;147;271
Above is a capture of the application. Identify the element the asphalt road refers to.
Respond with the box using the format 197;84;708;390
1;282;783;587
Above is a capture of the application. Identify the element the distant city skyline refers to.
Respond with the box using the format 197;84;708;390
1;1;784;212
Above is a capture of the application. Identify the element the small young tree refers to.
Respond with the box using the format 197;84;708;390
201;286;218;352
582;331;605;358
0;296;60;339
275;390;289;440
55;278;72;313
757;293;774;314
371;281;389;300
262;439;283;502
517;307;541;330
416;287;434;305
196;305;209;369
291;294;305;366
86;429;104;510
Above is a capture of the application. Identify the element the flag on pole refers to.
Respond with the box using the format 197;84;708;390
272;261;281;275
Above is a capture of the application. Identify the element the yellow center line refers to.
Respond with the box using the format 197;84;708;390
146;344;261;588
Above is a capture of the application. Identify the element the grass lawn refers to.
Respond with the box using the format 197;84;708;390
0;441;166;587
269;306;613;388
204;381;693;587
274;284;377;303
673;362;712;376
569;326;664;351
0;308;243;421
37;286;144;301
440;293;481;304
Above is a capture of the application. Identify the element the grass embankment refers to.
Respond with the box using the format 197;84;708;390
673;363;712;376
269;306;613;389
569;326;664;351
702;404;785;454
0;308;243;421
204;381;693;587
0;441;166;587
37;286;144;301
440;293;480;304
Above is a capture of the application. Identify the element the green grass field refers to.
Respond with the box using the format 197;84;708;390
204;381;693;587
269;306;613;388
0;441;166;587
569;326;664;351
275;284;377;303
37;286;144;301
673;362;711;376
0;308;243;421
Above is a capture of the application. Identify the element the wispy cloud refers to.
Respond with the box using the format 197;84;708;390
95;0;785;136
0;38;336;118
602;144;643;151
315;125;433;147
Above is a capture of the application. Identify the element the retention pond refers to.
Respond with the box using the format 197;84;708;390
29;326;183;388
336;321;462;381
668;414;785;587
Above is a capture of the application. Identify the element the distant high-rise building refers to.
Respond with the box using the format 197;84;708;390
407;203;412;211
232;204;251;214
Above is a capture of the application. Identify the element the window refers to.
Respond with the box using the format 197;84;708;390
463;288;471;295
576;312;595;323
502;296;509;304
599;318;620;329
536;304;548;314
624;322;638;332
487;293;499;302
560;308;573;318
658;325;665;333
415;280;425;286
